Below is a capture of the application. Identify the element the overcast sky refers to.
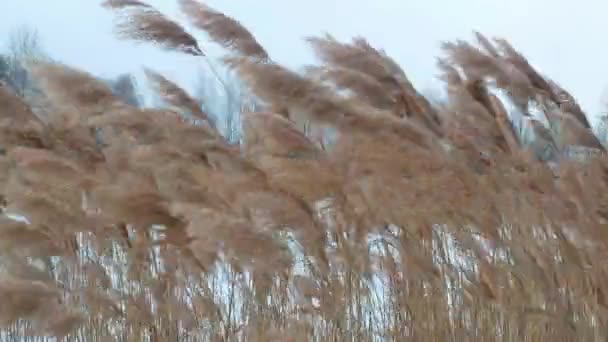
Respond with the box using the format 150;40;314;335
2;0;608;121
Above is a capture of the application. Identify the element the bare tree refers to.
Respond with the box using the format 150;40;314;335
110;73;142;107
195;60;259;143
595;87;608;145
2;25;47;96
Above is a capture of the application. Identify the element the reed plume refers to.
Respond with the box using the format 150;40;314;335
143;67;211;123
178;0;269;61
103;0;204;56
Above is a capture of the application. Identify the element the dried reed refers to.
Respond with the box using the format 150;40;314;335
0;1;607;341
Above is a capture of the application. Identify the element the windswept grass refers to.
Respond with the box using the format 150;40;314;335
0;1;607;340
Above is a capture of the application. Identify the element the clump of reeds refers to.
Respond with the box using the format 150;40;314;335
0;0;607;340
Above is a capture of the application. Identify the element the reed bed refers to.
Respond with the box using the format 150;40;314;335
0;0;606;340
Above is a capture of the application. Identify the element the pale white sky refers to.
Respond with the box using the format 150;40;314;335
2;0;608;120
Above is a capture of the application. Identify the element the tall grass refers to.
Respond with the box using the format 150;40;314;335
0;0;607;340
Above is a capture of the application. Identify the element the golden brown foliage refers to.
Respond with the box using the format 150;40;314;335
1;3;608;341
